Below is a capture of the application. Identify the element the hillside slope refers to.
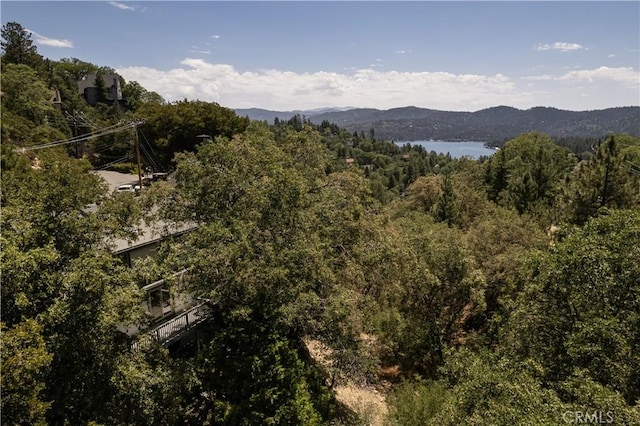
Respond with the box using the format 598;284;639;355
236;106;640;142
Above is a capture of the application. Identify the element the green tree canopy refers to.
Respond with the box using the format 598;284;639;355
485;132;576;222
501;210;640;405
135;100;250;169
567;135;640;224
1;153;147;424
1;63;56;126
141;122;376;422
1;21;43;69
0;319;52;426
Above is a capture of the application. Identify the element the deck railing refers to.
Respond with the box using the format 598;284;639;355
133;302;210;350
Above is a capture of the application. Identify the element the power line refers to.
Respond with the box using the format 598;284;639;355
95;156;133;170
20;120;145;152
139;141;160;172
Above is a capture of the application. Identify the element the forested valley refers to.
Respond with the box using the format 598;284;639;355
2;22;640;425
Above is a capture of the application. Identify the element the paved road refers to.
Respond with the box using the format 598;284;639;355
92;170;140;192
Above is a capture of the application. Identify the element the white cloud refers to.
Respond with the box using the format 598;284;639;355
396;49;413;54
559;66;639;84
368;58;384;68
521;74;556;82
117;59;639;111
519;66;639;109
118;59;529;111
211;35;221;39
109;1;135;11
26;29;73;48
190;44;210;54
536;42;584;52
524;66;639;85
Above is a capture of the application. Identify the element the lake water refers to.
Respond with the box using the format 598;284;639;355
395;140;496;160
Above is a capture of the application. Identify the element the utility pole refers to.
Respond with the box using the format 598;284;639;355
72;110;80;158
134;123;143;191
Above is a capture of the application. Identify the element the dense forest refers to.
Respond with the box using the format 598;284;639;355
2;21;640;425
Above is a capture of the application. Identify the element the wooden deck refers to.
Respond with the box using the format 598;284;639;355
133;302;210;350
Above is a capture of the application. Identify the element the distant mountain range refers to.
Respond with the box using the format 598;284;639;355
234;107;355;124
234;106;640;143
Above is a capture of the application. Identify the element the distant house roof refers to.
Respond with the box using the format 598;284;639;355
77;73;119;92
112;221;197;254
77;73;123;106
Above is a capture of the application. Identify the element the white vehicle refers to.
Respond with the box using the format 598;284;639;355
117;184;134;192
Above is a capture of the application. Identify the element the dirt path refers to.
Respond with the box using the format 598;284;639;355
303;337;389;425
335;383;388;426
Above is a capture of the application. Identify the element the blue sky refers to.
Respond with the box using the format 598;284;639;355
2;1;639;111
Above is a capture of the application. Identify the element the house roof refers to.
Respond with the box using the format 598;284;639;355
89;170;197;254
77;73;121;94
112;221;197;254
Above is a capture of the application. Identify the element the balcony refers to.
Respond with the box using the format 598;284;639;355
133;301;210;351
